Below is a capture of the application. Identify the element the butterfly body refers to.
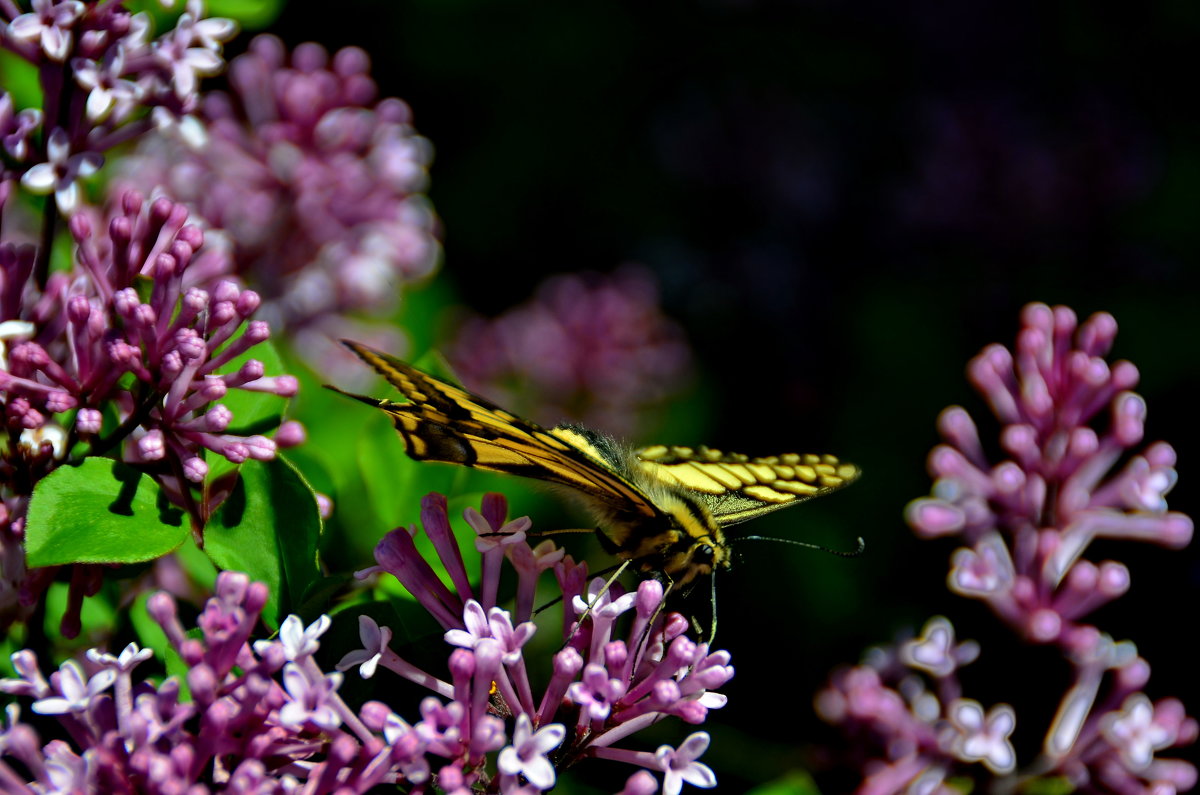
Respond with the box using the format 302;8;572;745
333;341;859;590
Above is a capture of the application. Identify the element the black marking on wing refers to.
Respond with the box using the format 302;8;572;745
335;341;662;520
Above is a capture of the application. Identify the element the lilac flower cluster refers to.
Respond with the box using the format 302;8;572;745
447;269;693;438
0;494;731;793
1;0;237;218
1;188;301;633
119;33;440;335
906;303;1192;642
356;492;731;793
818;304;1196;793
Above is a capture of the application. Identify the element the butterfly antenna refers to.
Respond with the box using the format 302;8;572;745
322;383;387;408
733;535;866;558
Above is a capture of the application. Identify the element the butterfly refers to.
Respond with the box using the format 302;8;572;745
330;341;861;599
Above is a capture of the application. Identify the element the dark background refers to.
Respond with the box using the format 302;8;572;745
269;1;1198;790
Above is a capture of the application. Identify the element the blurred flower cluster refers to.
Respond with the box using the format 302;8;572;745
0;2;300;634
447;269;692;438
118;33;440;337
818;304;1196;793
1;493;732;793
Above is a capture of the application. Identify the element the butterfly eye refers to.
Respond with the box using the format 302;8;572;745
693;543;715;566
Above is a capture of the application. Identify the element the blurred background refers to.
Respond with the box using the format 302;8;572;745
258;0;1198;790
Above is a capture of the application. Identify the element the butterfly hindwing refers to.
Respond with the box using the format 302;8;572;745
634;445;861;526
338;341;661;520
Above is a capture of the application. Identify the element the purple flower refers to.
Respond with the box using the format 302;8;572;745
821;304;1197;793
119;33;439;337
73;43;144;122
655;733;718;795
7;0;85;61
906;303;1192;643
29;659;115;715
336;614;393;679
1;191;300;485
946;699;1017;775
0;191;301;639
278;662;343;730
151;2;235;101
0;92;42;160
594;731;718;795
2;488;733;792
447;268;693;437
19;127;103;213
497;713;566;790
2;0;236;221
370;491;733;788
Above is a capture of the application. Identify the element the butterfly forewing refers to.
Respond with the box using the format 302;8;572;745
635;445;861;525
339;341;661;519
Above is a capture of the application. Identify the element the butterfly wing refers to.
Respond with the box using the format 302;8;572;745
634;445;860;526
336;341;662;521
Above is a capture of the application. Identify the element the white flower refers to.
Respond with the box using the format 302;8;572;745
260;614;331;661
32;660;116;715
278;662;342;730
20;128;103;214
654;732;717;795
336;615;392;679
947;699;1017;775
1102;694;1173;771
8;0;85;61
496;714;565;791
86;642;154;672
72;46;144;123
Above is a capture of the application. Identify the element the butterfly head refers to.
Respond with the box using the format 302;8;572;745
653;494;733;588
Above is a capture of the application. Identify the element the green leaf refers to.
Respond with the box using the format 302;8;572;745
207;0;285;28
25;459;188;567
173;535;218;592
45;579;117;641
0;50;41;110
204;456;322;628
356;409;459;531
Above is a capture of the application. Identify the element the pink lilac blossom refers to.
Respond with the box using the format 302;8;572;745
905;303;1192;643
819;304;1196;794
350;491;732;791
1;492;732;793
118;33;439;337
0;190;298;635
446;269;693;438
1;0;237;228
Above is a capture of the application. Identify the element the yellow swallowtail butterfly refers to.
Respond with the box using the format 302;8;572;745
331;341;861;596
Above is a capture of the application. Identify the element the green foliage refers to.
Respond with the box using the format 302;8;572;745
25;459;188;567
745;771;822;795
125;0;284;31
0;49;41;109
207;0;285;29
